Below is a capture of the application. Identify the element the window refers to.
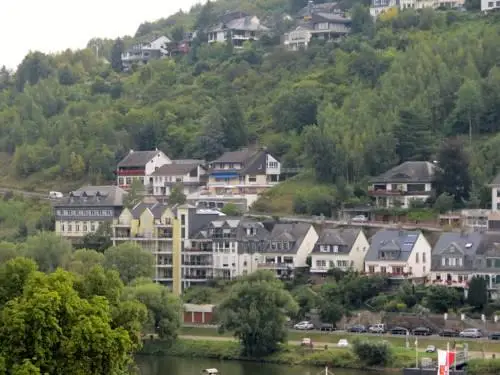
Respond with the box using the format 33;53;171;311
267;161;278;169
76;224;80;232
489;1;494;6
68;225;72;232
368;266;375;273
316;260;326;268
61;224;65;232
91;223;96;232
442;257;446;266
422;252;426;263
83;224;87;232
333;245;339;253
320;245;329;253
249;176;257;183
380;266;387;274
181;214;186;226
415;253;419;263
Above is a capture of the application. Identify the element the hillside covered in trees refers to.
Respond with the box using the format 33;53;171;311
0;0;499;212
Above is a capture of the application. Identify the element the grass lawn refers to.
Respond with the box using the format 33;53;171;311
179;326;500;352
250;171;335;215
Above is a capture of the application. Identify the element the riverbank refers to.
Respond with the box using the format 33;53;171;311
140;338;421;370
139;338;500;375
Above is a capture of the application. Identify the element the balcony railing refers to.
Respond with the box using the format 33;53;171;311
257;263;293;270
115;169;145;176
185;248;213;252
368;189;403;196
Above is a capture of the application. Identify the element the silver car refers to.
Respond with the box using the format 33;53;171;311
459;328;482;338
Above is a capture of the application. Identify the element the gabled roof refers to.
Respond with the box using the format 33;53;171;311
210;15;268;32
310;12;351;24
117;150;162;168
371;161;437;183
312;228;360;254
54;185;127;207
365;230;421;262
267;223;313;254
490;173;500;186
173;159;205;165
297;2;340;17
130;201;169;219
151;163;200;177
209;148;275;176
431;232;483;271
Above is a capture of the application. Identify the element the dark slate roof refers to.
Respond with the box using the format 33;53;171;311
370;161;437;183
431;232;483;271
310;12;351;23
477;233;500;256
365;229;421;262
151;163;200;176
54;186;128;207
211;148;258;164
297;2;340;17
312;228;360;254
210;16;268;32
117;150;162;168
209;148;275;176
267;223;313;254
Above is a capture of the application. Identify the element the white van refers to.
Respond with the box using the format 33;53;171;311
49;191;63;199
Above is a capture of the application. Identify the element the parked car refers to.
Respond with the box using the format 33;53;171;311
337;339;349;348
294;321;314;330
368;323;386;334
390;326;409;335
489;332;500;340
425;345;436;353
49;191;63;199
319;323;335;332
301;338;313;347
439;329;459;337
413;327;432;336
349;324;367;333
351;215;368;222
459;328;482;338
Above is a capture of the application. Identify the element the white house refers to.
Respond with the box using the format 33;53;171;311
369;161;437;209
310;228;369;273
151;161;206;196
257;223;318;277
121;36;171;71
115;149;171;190
364;229;431;279
480;0;499;10
207;14;268;48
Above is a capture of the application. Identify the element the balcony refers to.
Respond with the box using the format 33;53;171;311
368;188;403;196
115;169;145;176
185;247;212;253
258;262;294;270
183;262;212;267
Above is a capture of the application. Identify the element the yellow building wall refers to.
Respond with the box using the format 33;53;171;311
138;210;154;236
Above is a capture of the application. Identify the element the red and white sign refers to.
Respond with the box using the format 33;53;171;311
437;349;456;375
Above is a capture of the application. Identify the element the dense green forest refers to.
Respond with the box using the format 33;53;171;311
0;0;498;212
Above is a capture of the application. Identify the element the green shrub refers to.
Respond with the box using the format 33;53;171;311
352;340;393;367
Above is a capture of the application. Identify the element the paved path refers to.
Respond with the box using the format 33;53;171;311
179;335;497;359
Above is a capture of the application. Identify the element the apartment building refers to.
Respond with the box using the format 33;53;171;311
54;185;127;241
111;199;223;292
192;218;270;279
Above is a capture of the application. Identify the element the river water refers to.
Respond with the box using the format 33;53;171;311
135;356;382;375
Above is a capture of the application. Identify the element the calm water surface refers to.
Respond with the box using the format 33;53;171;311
136;356;385;375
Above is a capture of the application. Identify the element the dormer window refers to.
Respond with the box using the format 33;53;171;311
333;245;339;253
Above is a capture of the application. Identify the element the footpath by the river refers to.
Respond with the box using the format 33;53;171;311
179;334;496;360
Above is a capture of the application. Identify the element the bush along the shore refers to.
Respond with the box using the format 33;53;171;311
468;359;500;375
139;338;423;369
